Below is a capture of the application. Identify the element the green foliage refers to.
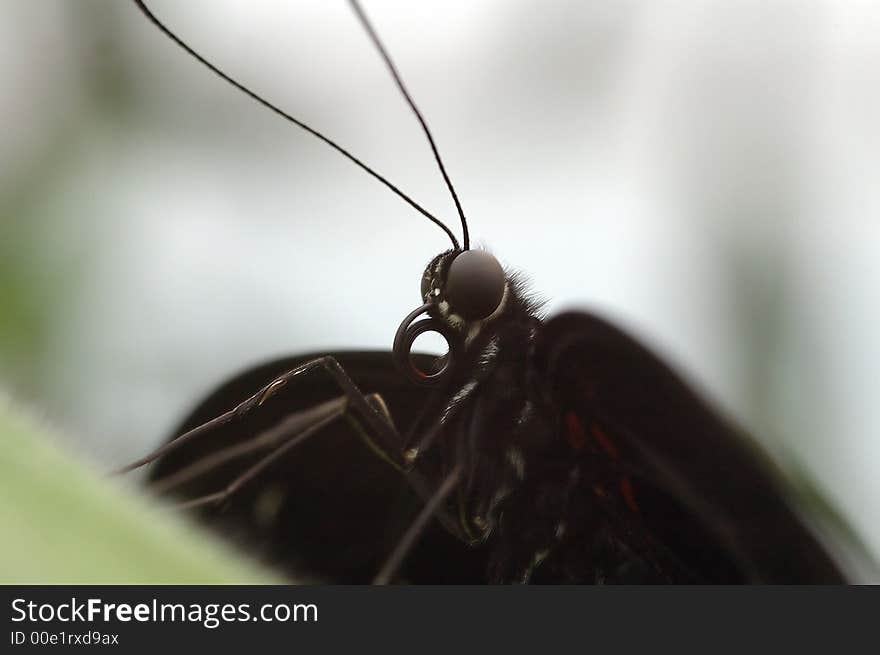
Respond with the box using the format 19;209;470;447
0;398;277;584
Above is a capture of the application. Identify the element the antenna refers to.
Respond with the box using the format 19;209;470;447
348;0;470;250
131;0;461;250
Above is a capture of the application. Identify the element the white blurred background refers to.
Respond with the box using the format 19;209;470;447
1;1;878;565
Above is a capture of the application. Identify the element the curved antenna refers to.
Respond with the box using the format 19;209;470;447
348;0;470;251
131;0;460;250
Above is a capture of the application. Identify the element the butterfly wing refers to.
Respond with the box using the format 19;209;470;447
531;311;846;583
150;351;488;583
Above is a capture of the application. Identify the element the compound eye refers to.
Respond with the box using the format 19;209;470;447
444;250;506;321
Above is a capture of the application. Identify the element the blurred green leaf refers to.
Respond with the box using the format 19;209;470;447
0;396;278;584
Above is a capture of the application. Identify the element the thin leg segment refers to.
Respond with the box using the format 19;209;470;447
112;356;405;476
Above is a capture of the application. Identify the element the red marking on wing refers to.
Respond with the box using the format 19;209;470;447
568;413;638;512
620;476;640;513
564;411;588;451
590;424;619;459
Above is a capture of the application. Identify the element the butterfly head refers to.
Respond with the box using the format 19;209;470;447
421;249;507;327
394;249;508;387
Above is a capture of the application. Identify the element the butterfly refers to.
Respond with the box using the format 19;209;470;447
122;0;848;584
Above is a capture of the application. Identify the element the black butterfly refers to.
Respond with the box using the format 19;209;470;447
123;0;847;584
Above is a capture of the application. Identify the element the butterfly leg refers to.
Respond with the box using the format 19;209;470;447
166;397;349;511
114;356;407;475
373;462;463;585
118;355;468;545
153;388;469;553
149;396;347;496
